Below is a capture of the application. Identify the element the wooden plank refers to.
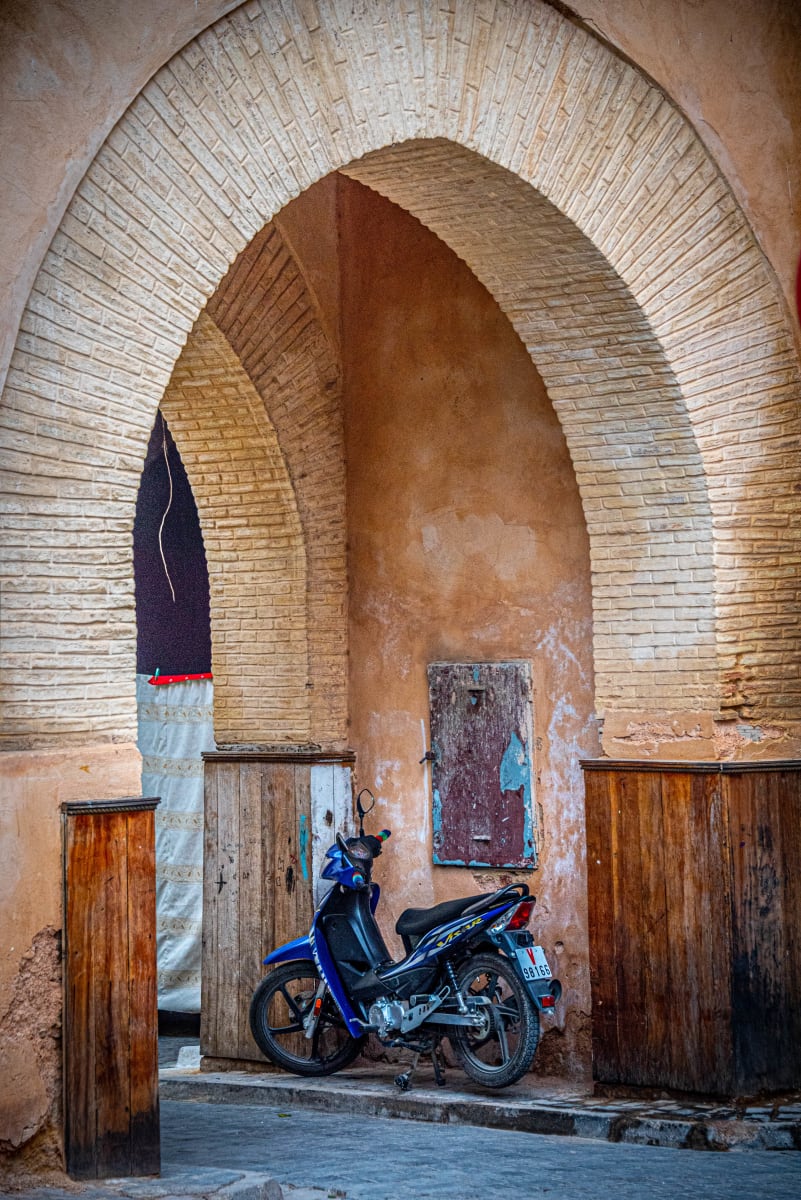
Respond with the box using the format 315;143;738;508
779;771;801;1089
259;764;276;962
293;764;315;935
64;813;98;1178
268;762;303;955
584;767;619;1082
126;809;160;1175
238;762;266;1060
204;750;355;764
93;811;132;1176
200;759;219;1058
266;762;314;1061
63;800;160;1178
634;768;670;1087
661;771;732;1092
728;768;801;1091
215;761;242;1060
612;769;659;1084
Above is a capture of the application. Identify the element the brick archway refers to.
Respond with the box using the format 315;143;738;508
161;312;312;745
2;0;799;749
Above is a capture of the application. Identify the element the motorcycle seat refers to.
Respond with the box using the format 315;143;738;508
395;893;497;939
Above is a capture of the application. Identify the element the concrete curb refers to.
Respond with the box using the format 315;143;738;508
160;1067;801;1152
0;1168;284;1200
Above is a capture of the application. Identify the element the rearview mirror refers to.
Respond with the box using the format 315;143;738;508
356;788;375;834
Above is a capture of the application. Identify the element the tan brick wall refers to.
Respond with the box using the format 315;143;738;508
1;0;799;749
207;219;347;745
161;312;311;744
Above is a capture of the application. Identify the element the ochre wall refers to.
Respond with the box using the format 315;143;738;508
0;744;141;1168
340;178;597;1072
576;0;801;336
1;0;799;1173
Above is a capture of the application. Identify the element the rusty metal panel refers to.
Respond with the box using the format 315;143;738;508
428;662;536;868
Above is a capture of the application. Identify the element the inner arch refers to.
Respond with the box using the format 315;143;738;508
344;140;716;714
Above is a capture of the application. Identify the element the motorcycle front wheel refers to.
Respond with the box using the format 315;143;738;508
249;959;365;1076
450;952;540;1088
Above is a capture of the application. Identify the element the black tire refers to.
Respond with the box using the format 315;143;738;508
249;959;365;1076
450;952;540;1088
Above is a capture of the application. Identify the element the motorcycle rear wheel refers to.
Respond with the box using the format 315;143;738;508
249;959;365;1076
450;952;540;1088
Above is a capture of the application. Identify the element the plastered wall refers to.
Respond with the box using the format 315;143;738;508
340;178;597;1073
0;745;142;1168
1;0;800;1174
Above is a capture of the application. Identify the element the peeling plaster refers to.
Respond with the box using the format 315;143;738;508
0;927;62;1171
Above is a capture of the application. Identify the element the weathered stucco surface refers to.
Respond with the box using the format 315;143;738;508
574;0;801;340
340;179;598;1074
1;0;799;1171
0;743;141;1173
0;0;241;394
0;928;62;1170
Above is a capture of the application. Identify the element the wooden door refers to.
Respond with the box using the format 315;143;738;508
62;797;160;1179
201;750;354;1064
583;759;801;1096
584;764;733;1093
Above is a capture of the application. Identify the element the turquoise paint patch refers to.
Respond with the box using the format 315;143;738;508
500;731;529;798
298;812;310;881
500;731;537;866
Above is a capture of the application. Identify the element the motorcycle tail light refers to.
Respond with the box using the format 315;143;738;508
540;995;556;1008
506;899;536;930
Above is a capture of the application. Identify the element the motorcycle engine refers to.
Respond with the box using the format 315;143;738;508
367;998;406;1038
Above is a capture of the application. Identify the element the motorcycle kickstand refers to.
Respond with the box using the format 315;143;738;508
431;1041;447;1088
394;1051;420;1092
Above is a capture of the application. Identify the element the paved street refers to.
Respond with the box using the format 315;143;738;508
161;1097;801;1200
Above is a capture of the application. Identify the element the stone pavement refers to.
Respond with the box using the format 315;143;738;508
160;1046;801;1153
4;1095;801;1200
2;1043;799;1200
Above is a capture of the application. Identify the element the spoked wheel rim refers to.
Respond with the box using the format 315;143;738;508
249;959;364;1075
451;952;539;1088
266;971;350;1066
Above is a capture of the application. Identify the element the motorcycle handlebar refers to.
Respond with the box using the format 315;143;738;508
334;829;391;889
361;830;391;857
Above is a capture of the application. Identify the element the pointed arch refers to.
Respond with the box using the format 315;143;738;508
1;0;798;746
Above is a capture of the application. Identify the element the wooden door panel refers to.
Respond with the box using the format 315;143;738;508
63;799;160;1179
583;760;801;1095
201;751;354;1064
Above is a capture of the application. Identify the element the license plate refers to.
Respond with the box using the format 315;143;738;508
515;944;552;981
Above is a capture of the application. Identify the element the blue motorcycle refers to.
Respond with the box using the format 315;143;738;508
249;790;561;1089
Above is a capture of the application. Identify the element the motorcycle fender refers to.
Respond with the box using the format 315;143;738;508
262;935;313;966
524;976;563;1011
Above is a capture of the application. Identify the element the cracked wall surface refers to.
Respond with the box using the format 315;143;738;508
0;0;799;1173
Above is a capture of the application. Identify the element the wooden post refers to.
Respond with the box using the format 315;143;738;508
582;759;801;1096
201;749;354;1066
62;798;160;1179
